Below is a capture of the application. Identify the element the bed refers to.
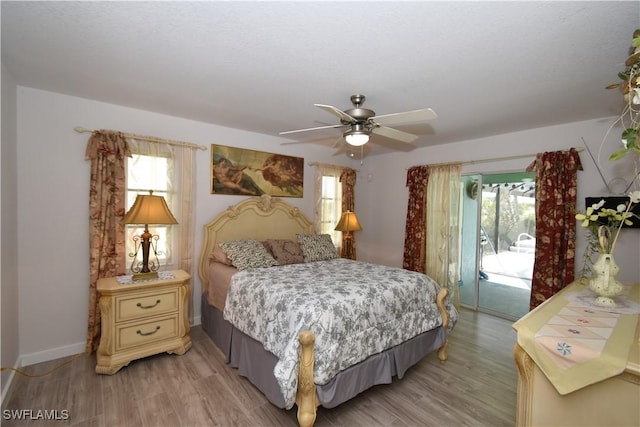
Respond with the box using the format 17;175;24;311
197;195;457;427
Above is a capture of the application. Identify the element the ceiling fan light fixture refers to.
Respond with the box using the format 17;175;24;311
345;131;369;146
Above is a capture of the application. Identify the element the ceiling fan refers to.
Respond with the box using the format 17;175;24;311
280;94;437;148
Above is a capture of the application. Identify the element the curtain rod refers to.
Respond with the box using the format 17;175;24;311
408;146;584;169
74;126;208;151
308;161;360;172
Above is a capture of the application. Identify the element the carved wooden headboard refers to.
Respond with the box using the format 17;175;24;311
198;195;315;284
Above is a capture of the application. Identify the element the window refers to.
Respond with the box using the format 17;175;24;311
125;152;176;272
317;169;343;245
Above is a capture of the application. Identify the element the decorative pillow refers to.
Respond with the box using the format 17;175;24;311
219;239;278;270
264;239;304;265
209;244;232;265
297;234;339;262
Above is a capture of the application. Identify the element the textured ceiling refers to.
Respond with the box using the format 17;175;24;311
2;1;639;155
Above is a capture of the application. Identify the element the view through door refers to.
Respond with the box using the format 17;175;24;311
459;172;535;320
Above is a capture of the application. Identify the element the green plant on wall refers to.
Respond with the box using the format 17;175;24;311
607;29;640;161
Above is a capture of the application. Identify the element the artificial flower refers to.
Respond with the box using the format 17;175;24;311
633;87;640;105
575;192;639;255
575;205;600;227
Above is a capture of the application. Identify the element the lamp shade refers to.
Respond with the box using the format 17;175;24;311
335;211;362;232
122;194;178;225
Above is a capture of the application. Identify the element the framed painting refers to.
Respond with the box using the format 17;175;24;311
211;145;304;197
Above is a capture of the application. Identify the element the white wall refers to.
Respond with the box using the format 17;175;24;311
356;118;640;283
1;64;20;400
15;86;356;365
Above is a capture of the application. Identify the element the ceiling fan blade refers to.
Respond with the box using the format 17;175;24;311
372;108;437;126
332;135;345;148
371;126;419;143
280;141;312;145
314;104;356;123
280;123;345;135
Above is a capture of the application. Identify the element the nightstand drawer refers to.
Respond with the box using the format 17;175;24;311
116;315;178;351
116;289;179;322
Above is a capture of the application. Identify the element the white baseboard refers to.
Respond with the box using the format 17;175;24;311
192;315;201;326
20;341;85;367
1;358;20;406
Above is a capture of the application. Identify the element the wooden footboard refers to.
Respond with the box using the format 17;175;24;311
294;286;452;427
296;331;318;427
436;287;450;362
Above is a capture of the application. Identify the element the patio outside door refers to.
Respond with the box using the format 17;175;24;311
459;172;535;320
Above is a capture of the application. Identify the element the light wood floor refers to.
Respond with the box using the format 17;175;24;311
2;309;517;427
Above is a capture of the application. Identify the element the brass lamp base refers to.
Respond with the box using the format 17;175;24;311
132;271;159;281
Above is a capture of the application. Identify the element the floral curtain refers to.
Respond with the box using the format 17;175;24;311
424;164;462;308
527;148;583;310
85;131;131;353
403;166;430;272
340;168;357;257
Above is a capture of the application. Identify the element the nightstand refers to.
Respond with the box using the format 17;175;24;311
95;270;192;374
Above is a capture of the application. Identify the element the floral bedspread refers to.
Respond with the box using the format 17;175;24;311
223;258;458;409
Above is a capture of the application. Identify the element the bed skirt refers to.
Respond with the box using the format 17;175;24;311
201;292;446;409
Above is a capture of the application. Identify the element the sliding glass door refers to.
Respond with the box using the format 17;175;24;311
459;172;535;320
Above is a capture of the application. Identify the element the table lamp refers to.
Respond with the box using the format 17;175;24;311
335;211;362;260
122;190;178;280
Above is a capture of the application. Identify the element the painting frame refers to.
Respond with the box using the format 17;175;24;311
210;144;304;198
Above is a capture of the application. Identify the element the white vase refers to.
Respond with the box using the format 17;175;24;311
588;253;624;307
